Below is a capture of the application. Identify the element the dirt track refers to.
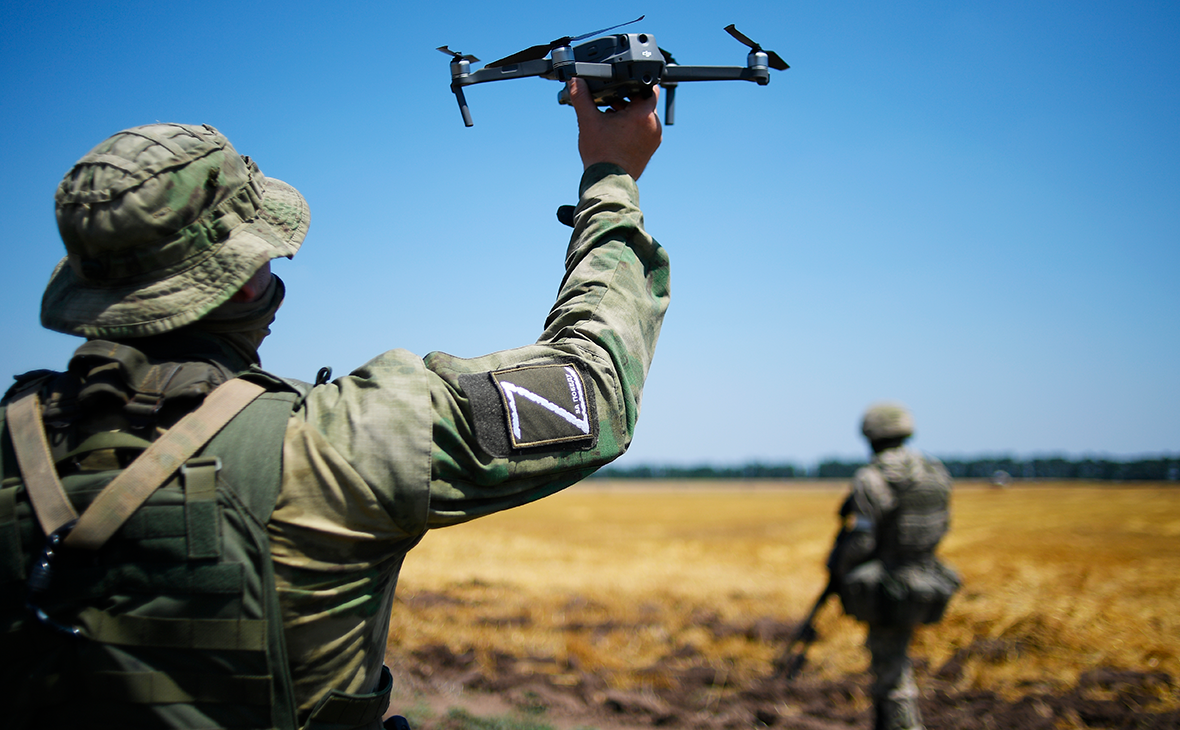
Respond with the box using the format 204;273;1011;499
389;615;1179;730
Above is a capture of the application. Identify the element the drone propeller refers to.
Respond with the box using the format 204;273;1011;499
723;24;789;71
437;46;479;63
487;15;645;68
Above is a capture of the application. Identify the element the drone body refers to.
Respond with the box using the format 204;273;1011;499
440;20;787;127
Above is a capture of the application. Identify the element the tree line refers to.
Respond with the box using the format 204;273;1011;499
594;455;1180;482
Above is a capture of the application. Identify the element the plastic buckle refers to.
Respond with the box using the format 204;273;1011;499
180;456;223;477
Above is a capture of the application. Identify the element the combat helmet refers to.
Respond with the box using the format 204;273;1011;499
43;123;309;339
861;401;914;442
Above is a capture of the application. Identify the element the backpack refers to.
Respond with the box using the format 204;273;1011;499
837;453;961;626
0;341;305;729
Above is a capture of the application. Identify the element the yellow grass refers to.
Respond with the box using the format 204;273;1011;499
388;481;1180;709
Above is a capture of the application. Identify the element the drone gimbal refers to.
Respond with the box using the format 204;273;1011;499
439;18;788;127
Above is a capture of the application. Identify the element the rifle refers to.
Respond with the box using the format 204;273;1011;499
774;578;836;679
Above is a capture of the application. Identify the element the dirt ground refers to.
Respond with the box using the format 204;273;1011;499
387;612;1179;730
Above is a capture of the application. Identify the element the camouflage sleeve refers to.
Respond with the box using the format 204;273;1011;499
421;163;670;528
290;163;668;535
267;164;666;709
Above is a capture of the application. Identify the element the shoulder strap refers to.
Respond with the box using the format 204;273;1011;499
8;378;266;549
7;394;79;536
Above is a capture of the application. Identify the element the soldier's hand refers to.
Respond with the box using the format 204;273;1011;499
569;78;662;180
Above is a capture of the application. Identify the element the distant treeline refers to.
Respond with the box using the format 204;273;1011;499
595;455;1180;482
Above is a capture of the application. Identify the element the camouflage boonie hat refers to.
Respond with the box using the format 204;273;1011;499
861;401;914;441
42;123;309;339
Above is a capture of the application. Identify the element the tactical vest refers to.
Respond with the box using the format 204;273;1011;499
839;452;960;626
0;342;394;729
876;455;952;567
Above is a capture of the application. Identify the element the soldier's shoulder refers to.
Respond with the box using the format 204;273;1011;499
1;369;61;405
852;462;888;489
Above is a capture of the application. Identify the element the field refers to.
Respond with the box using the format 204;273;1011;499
384;482;1180;729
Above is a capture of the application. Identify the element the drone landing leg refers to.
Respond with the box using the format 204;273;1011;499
452;85;474;127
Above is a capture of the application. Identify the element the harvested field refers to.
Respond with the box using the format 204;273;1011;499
385;482;1180;729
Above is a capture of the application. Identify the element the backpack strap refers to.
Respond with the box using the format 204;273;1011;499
8;378;266;550
6;393;79;536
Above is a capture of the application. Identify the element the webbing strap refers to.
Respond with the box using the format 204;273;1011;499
56;430;153;463
7;392;80;535
77;607;267;651
85;670;272;705
64;378;266;550
183;456;221;559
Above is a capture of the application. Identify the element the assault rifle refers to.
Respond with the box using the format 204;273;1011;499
774;578;836;679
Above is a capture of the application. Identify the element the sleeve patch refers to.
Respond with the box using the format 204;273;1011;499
458;362;598;458
492;364;595;449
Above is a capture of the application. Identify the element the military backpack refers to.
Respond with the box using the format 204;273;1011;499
838;454;961;626
0;341;306;729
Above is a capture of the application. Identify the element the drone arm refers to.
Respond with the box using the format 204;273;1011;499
454;58;554;87
661;65;771;85
449;59;617;126
454;59;614;88
663;83;676;126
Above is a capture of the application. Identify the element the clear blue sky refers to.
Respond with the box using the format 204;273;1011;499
2;2;1176;467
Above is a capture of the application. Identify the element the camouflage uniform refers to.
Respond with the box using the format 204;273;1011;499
830;404;959;730
2;123;669;727
268;162;668;714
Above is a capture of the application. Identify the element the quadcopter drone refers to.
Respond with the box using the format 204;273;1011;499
438;17;788;127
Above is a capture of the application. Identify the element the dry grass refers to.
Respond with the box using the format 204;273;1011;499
388;481;1180;708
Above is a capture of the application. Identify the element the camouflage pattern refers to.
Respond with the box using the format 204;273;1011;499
867;626;923;730
861;402;915;442
846;448;952;568
43;123;308;339
265;163;669;714
8;133;665;725
833;444;957;730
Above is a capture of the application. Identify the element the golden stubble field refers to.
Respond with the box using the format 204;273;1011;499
386;481;1180;723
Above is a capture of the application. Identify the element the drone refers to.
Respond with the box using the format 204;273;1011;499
438;17;788;127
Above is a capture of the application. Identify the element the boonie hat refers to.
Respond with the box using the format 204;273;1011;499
43;123;309;339
861;401;915;441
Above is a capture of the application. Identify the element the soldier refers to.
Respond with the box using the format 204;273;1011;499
0;78;666;729
828;402;961;730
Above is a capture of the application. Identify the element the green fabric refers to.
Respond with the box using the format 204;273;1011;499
0;379;303;729
183;457;221;559
270;163;669;714
43;123;309;339
85;670;273;705
8;159;670;726
56;431;152;463
78;607;267;651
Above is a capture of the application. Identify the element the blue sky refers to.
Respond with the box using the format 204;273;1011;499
2;2;1176;467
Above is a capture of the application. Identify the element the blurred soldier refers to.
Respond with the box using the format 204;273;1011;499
828;402;961;730
0;78;666;729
